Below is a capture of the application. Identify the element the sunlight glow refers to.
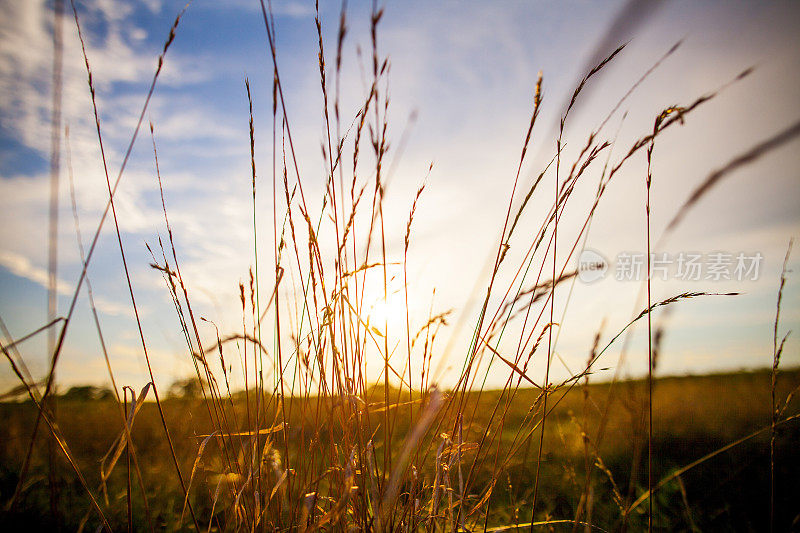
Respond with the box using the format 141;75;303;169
363;273;409;337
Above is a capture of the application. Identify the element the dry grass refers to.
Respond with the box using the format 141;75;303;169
2;370;798;530
1;2;800;532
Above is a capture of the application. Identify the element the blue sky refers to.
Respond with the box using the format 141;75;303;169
1;0;799;393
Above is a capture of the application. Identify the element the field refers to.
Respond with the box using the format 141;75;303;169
1;370;798;531
2;1;800;532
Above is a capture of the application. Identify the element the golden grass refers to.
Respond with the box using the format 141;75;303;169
2;1;800;532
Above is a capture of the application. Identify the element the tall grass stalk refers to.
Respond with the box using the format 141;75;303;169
771;239;792;532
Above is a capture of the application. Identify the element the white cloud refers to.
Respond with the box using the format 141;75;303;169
215;0;314;18
0;249;74;296
0;249;134;317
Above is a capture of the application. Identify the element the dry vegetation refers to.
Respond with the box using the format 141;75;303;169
2;370;799;531
2;1;800;532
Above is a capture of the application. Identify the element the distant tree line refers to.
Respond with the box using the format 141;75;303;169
0;379;212;403
58;385;115;401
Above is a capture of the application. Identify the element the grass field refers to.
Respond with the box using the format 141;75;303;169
1;370;799;531
2;1;800;531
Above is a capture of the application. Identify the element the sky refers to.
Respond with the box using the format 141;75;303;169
0;0;799;394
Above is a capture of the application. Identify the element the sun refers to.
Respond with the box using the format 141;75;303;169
363;274;409;335
367;292;403;329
